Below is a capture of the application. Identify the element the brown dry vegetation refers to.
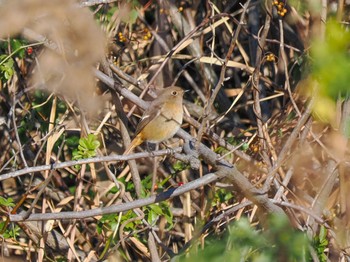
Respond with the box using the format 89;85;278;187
0;0;350;261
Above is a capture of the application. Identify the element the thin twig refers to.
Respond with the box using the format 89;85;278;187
251;1;273;167
196;1;251;144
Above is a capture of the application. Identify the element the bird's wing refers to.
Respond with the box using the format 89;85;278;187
134;102;162;136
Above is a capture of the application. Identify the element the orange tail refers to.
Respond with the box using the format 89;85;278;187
123;135;143;155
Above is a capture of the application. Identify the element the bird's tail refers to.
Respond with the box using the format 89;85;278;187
123;135;143;155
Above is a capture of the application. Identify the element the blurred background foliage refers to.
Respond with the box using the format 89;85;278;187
309;20;350;126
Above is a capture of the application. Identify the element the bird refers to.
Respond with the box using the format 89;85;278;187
123;86;185;155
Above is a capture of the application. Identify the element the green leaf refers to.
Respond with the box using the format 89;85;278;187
0;56;14;81
241;143;249;151
65;136;80;148
10;39;26;58
149;204;163;215
173;161;187;172
0;196;15;207
3;224;21;239
147;209;158;224
319;226;327;241
108;186;120;194
73;134;100;160
128;9;138;24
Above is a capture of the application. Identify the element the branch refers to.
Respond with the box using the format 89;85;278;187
79;0;118;7
0;148;182;182
10;172;221;222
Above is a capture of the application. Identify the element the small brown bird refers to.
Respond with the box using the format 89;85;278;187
123;86;185;155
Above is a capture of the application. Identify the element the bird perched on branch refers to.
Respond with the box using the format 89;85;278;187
123;86;185;155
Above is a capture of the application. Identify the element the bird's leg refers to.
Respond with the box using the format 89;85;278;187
151;143;159;195
146;142;156;156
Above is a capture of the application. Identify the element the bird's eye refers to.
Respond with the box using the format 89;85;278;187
171;91;178;96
